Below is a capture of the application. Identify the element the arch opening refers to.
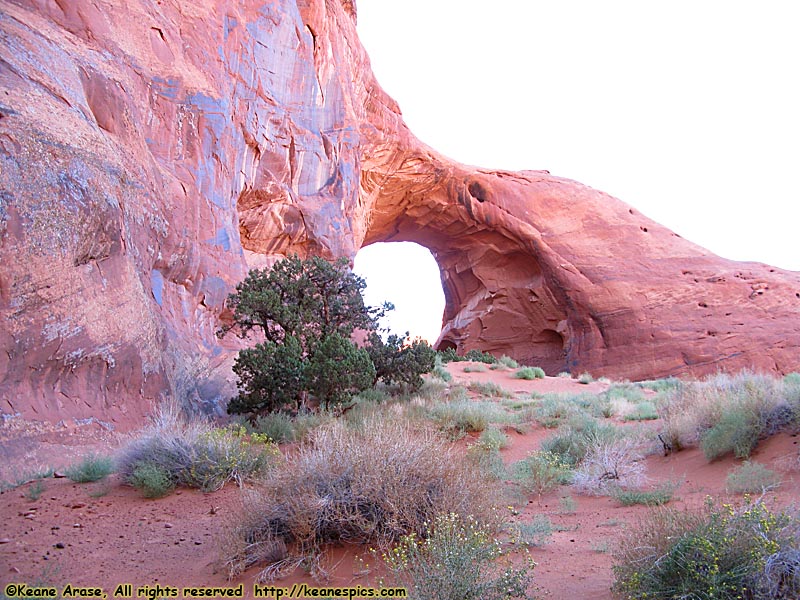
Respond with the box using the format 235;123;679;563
353;242;446;344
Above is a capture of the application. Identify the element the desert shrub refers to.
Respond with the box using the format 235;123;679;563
429;401;513;438
437;347;461;363
636;377;682;393
468;381;513;399
611;482;676;506
557;371;572;379
365;332;436;390
726;461;781;494
129;463;174;498
431;355;453;382
354;386;392;404
489;363;507;371
118;408;277;495
511;514;553;547
225;420;497;580
514;366;545;380
532;394;587;428
572;436;646;495
605;383;646;403
577;372;594;384
463;364;487;373
660;371;786;457
540;418;620;466
512;450;572;497
613;498;800;600
65;454;114;483
464;349;498;364
476;426;509;451
622;401;659;421
499;355;520;369
466;445;507;480
249;412;296;444
383;513;535;600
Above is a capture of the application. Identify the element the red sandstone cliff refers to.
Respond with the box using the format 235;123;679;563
1;0;799;424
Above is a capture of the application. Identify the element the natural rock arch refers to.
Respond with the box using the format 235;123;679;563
2;0;800;425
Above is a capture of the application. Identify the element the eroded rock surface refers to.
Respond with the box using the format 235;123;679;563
2;0;799;423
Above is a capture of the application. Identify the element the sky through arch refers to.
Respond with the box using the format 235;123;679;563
353;242;446;344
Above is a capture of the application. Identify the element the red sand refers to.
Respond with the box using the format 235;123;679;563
1;364;798;599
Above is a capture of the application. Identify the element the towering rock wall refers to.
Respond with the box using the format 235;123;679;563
1;0;799;425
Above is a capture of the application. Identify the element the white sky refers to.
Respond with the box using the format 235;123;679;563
353;1;800;342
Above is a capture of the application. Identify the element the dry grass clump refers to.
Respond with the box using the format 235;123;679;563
225;418;497;581
659;371;795;460
117;406;276;495
572;436;647;495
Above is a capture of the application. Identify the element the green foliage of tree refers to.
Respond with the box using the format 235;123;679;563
305;333;376;409
365;332;436;390
224;255;436;415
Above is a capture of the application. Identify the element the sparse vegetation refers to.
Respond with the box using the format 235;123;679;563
726;461;781;494
512;450;572;498
24;479;46;501
118;407;277;496
577;372;594;384
468;381;513;399
383;513;535;600
225;419;497;581
611;482;677;506
622;401;659;421
512;514;554;547
430;400;513;438
499;355;520;369
65;453;114;483
476;426;510;451
572;436;646;495
613;498;800;600
514;366;545;380
463;364;488;373
659;371;793;459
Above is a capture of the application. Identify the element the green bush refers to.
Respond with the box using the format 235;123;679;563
129;463;174;498
249;412;296;444
514;367;545;380
430;401;513;438
383;513;535;600
660;371;786;458
623;401;659;421
464;349;498;364
577;372;594;384
476;426;509;451
65;454;114;483
499;355;520;369
611;482;676;506
466;445;506;481
613;499;800;600
365;333;436;390
431;355;453;382
540;418;620;466
700;407;762;460
605;383;646;403
726;461;781;494
463;364;488;373
512;450;572;497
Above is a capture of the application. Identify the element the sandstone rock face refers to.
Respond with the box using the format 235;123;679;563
2;0;799;424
